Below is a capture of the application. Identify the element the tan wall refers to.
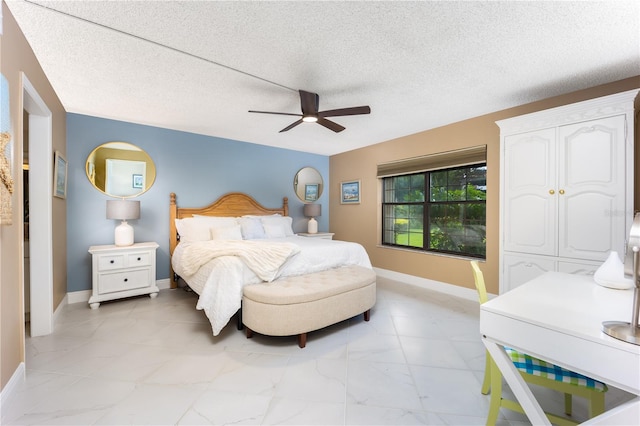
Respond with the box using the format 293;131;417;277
1;2;66;391
330;77;640;295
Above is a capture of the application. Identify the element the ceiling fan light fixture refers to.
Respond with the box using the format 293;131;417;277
249;90;370;133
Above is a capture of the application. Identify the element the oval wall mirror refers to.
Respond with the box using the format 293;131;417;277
293;167;323;202
86;141;156;198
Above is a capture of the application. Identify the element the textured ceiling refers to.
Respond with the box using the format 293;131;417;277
6;0;640;155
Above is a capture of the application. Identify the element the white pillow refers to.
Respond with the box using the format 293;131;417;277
238;217;266;239
210;225;243;241
193;215;238;228
175;218;209;243
263;223;286;238
175;216;239;242
261;216;294;237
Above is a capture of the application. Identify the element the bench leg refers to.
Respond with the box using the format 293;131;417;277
364;309;371;322
298;333;307;348
246;327;253;339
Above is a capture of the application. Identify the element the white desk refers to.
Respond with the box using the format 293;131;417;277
480;272;640;425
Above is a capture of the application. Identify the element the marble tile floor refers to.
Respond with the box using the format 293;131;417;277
2;276;635;425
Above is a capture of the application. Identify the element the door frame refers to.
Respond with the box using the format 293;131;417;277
22;73;54;337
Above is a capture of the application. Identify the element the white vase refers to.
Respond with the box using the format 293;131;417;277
593;251;634;290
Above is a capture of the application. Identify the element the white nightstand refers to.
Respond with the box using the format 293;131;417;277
88;242;159;309
297;232;335;240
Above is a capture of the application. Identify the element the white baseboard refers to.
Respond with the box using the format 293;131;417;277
67;289;92;304
157;278;170;290
67;279;172;304
53;293;67;324
0;362;25;416
373;267;479;302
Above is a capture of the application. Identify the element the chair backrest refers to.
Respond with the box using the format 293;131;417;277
470;260;489;304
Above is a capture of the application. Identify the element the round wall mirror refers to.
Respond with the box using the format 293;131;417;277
293;167;323;202
86;141;156;198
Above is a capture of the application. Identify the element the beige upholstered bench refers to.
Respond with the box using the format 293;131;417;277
242;265;376;348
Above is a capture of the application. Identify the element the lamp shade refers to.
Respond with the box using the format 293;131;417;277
303;203;321;218
106;200;140;220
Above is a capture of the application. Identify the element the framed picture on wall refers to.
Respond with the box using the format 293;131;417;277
340;180;360;204
132;174;144;189
53;151;67;199
305;184;319;201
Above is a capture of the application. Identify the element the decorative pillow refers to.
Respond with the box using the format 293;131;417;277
210;225;243;241
260;216;294;237
263;223;286;238
238;217;266;240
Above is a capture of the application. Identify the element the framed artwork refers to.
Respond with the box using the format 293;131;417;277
132;174;144;189
340;180;361;204
53;151;67;199
305;184;319;201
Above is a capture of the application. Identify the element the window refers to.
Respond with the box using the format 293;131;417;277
381;163;487;258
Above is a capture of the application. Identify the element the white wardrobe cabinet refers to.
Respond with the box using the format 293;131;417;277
498;90;637;293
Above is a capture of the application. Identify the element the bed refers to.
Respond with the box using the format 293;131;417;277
169;192;373;336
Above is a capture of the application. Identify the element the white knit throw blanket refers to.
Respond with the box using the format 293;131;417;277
180;240;300;282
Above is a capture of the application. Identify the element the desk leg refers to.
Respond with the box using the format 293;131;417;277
483;336;551;426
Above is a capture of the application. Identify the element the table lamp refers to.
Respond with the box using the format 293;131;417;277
303;203;321;234
106;199;140;246
602;212;640;345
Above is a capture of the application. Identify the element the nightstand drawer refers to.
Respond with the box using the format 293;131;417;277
99;269;150;294
98;254;126;271
127;252;151;267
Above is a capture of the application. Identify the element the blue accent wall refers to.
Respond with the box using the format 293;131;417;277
67;114;329;292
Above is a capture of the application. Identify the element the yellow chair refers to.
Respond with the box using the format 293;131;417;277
470;261;607;426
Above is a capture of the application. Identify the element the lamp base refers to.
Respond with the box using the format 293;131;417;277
307;217;318;234
602;321;640;346
114;220;134;246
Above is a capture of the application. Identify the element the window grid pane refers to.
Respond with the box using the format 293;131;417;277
382;164;486;258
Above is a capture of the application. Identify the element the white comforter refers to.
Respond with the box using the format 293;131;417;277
171;236;372;335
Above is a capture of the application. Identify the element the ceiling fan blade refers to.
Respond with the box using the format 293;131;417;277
319;106;371;118
299;90;320;115
248;110;302;117
317;117;345;133
279;119;304;133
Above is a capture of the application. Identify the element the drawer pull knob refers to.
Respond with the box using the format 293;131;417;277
137;257;141;261
124;278;128;282
110;260;115;264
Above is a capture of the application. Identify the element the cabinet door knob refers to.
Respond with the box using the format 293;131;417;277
559;189;565;195
124;278;128;282
549;189;555;195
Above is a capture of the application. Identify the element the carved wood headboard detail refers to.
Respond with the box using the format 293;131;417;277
169;192;289;288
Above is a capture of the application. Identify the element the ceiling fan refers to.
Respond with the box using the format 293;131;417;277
249;90;371;133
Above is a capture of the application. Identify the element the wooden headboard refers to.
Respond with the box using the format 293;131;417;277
169;192;289;288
